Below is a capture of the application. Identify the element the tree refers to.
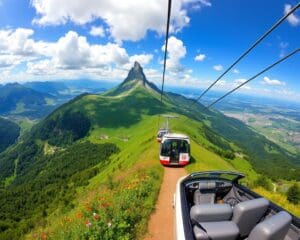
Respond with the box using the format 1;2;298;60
254;176;272;191
287;184;300;204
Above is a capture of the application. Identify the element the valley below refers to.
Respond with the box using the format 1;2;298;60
223;109;300;194
223;111;300;154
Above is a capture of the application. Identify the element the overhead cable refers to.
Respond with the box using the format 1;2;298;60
206;48;300;108
193;2;300;105
160;0;172;104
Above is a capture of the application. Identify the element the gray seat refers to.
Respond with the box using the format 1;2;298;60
190;203;233;223
248;211;292;240
232;198;269;237
193;221;239;240
192;198;270;240
194;181;216;204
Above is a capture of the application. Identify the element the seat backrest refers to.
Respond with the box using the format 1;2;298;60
198;181;216;191
190;203;233;223
248;211;292;240
193;181;216;204
193;222;239;240
232;198;269;237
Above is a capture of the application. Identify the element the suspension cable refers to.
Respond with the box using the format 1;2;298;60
206;48;300;108
192;2;300;106
160;0;172;104
157;0;172;131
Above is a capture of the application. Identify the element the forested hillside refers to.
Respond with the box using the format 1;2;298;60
0;83;52;114
0;117;20;153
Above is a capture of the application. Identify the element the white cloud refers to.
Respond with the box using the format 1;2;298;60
0;28;155;82
198;0;212;7
32;31;149;71
233;79;251;90
89;26;105;37
0;28;58;60
234;78;247;85
263;88;271;93
0;28;36;56
272;89;300;102
241;85;251;90
284;4;300;26
194;53;206;61
213;64;223;71
275;89;294;96
215;80;226;87
159;36;195;86
262;76;286;86
162;36;186;72
144;68;162;83
233;68;239;74
205;78;252;92
144;68;195;88
27;59;56;75
53;31;135;70
55;31;91;69
129;54;153;66
121;54;153;70
182;0;212;10
30;0;206;42
0;55;22;68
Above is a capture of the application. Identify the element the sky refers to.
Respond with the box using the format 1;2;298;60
0;0;299;102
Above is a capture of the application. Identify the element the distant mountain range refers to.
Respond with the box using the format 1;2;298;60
23;81;68;96
0;80;117;119
23;79;116;97
0;83;53;115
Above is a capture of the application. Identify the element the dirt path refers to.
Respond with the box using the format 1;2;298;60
144;167;187;240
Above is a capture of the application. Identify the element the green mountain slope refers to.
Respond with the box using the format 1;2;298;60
0;117;20;153
0;62;299;239
0;83;55;118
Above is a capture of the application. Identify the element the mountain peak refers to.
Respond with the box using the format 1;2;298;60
105;62;160;96
133;61;142;71
123;61;147;85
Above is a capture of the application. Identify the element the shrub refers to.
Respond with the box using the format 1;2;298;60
254;176;272;191
222;150;235;160
287;184;300;204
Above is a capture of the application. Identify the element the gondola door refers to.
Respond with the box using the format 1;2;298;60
170;140;179;164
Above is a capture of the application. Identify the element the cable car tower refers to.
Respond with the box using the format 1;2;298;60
156;115;178;142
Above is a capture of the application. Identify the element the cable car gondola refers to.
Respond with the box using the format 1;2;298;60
159;133;190;166
156;128;169;142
